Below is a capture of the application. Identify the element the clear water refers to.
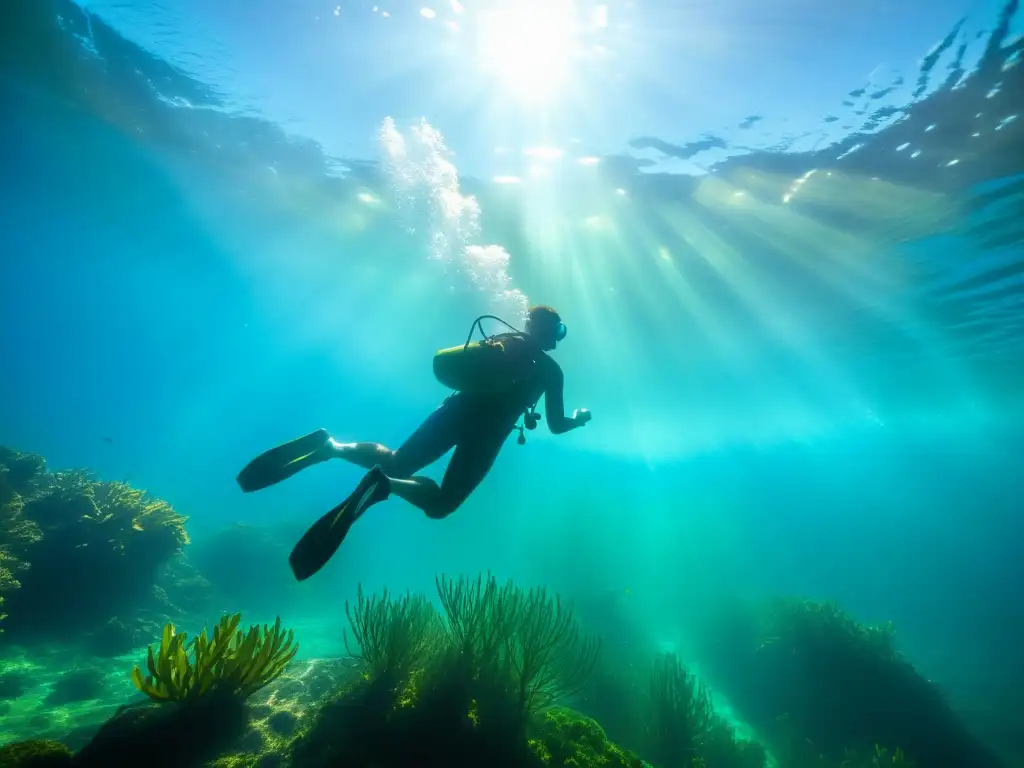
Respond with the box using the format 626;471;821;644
0;0;1022;764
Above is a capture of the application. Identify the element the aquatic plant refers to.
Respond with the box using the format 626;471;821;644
436;573;601;714
131;612;298;703
289;574;604;768
644;652;714;766
635;651;768;767
345;585;441;683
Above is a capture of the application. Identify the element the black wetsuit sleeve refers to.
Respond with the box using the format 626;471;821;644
543;359;578;435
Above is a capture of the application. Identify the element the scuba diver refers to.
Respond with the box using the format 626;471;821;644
236;305;592;581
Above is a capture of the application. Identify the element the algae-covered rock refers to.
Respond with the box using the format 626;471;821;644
0;739;72;768
530;708;649;768
73;696;249;768
694;597;1003;768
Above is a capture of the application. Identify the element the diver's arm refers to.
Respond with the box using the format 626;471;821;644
544;361;590;434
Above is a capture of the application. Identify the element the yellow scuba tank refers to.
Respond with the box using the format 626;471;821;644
432;315;531;394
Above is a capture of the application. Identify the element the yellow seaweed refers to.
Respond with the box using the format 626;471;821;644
131;612;298;703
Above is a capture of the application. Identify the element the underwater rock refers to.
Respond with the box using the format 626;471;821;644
265;710;297;738
59;725;104;755
73;696;249;768
0;739;72;768
43;669;104;707
263;658;354;705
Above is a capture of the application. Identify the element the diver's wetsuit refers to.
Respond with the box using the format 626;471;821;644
355;334;575;518
235;321;586;581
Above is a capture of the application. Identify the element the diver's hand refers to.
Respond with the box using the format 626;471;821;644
572;408;592;427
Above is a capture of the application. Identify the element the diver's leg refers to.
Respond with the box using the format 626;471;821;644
287;405;461;580
326;441;400;472
388;429;507;519
329;399;461;477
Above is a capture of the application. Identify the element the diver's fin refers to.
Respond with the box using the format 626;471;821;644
236;429;332;493
288;465;391;581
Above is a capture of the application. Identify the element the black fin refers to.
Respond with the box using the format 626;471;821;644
288;466;390;581
236;429;331;493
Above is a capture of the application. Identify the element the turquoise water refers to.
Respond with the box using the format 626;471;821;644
0;0;1022;766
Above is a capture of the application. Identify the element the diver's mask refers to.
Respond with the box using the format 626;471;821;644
554;322;567;342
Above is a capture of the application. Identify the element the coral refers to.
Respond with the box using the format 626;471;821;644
0;448;46;497
0;450;44;633
132;613;298;703
0;739;72;768
0;447;191;641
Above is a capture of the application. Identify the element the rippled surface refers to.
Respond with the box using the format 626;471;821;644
2;0;1022;457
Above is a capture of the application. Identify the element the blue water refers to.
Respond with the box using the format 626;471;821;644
0;0;1022;763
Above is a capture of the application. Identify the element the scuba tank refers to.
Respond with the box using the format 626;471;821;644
432;315;531;394
432;315;542;445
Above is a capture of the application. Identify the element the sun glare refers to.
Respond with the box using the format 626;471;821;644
474;1;579;102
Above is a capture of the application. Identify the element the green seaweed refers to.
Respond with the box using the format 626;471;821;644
131;613;298;703
345;585;442;684
436;573;601;715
